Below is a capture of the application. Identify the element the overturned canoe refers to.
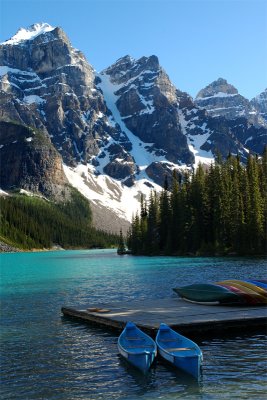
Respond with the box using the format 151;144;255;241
156;323;202;379
173;283;242;305
246;280;267;290
218;282;257;305
118;321;157;373
217;280;267;305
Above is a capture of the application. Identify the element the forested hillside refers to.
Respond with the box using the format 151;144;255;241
127;148;267;256
0;189;119;250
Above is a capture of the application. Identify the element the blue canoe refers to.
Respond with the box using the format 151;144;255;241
246;280;267;290
156;323;203;379
118;321;157;373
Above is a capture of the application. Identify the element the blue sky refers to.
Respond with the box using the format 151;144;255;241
1;0;266;99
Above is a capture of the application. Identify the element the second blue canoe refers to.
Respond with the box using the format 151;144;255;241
156;323;203;379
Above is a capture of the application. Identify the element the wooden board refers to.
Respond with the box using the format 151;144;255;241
61;297;267;337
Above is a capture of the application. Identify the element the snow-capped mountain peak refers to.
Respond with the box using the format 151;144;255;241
1;23;55;45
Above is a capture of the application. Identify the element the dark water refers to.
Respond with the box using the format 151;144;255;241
1;250;266;399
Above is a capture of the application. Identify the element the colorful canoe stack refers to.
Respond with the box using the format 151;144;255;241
173;279;267;305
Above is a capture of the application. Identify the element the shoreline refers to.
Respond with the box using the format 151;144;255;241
0;241;20;253
0;241;66;254
0;241;118;254
1;241;266;258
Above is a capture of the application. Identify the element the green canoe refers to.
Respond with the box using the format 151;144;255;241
173;283;242;305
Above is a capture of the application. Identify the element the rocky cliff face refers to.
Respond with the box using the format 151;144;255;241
0;121;70;200
251;89;267;123
0;23;266;229
0;23;117;167
194;79;267;154
195;78;265;125
100;55;193;165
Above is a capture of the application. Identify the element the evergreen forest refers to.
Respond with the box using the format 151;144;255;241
127;149;267;256
0;189;119;250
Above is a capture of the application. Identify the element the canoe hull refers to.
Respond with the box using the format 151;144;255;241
218;283;255;305
156;323;202;379
173;283;242;304
118;347;156;373
174;280;267;305
118;321;157;373
158;347;201;378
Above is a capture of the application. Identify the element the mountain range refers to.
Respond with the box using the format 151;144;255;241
0;23;266;233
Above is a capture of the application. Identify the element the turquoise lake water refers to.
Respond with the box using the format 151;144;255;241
1;249;266;399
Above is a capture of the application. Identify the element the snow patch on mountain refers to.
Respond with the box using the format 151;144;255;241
23;95;46;104
0;189;9;196
97;72;168;171
63;163;162;221
196;92;238;101
1;23;55;45
178;109;213;168
0;66;37;77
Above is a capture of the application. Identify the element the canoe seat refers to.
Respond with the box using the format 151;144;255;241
165;347;195;352
125;337;145;340
160;338;181;342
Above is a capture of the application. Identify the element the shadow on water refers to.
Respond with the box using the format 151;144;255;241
156;357;203;383
118;355;203;399
60;314;121;336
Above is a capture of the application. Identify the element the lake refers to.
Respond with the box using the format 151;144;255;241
1;249;266;399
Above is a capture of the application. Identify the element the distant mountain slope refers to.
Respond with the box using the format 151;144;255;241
0;190;119;250
251;89;267;123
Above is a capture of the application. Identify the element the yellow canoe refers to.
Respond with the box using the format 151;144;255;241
217;280;267;304
224;280;267;298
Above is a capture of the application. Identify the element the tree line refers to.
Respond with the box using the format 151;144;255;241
0;189;119;250
127;148;267;256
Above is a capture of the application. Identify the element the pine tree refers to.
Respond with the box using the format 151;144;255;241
186;164;208;253
170;170;184;254
159;176;171;252
246;154;264;253
146;191;160;254
117;229;126;254
258;146;267;254
128;214;142;254
127;152;266;256
228;155;245;253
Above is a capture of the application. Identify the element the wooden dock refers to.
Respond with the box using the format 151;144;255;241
61;298;267;337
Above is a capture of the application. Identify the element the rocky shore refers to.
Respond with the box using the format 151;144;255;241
0;241;20;253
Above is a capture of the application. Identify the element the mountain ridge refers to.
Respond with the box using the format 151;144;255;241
0;23;266;232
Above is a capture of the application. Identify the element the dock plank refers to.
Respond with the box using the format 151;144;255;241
61;298;267;336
